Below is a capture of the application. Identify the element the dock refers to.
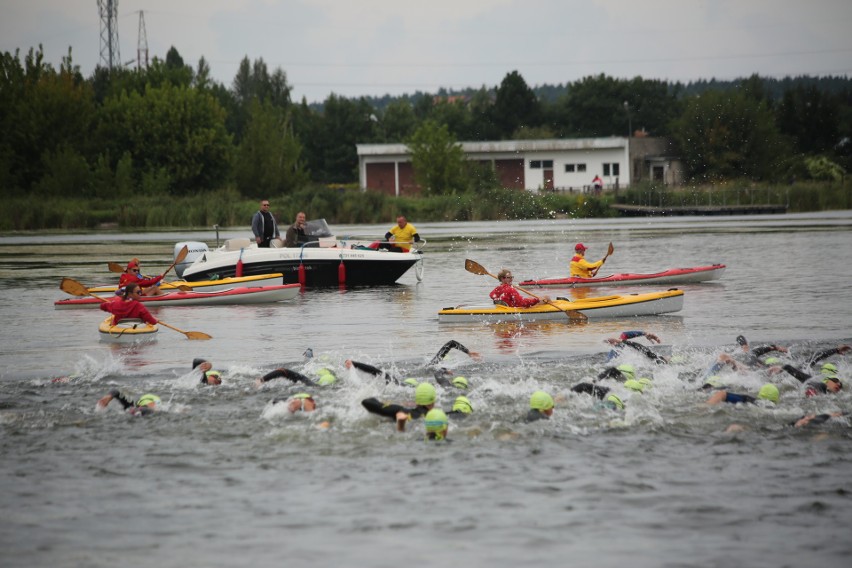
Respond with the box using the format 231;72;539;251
611;204;787;216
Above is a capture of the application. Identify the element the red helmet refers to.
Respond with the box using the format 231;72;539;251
574;243;587;252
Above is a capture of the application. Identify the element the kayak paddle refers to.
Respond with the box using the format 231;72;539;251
590;242;614;277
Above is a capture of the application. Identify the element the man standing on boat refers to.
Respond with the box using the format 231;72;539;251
384;215;420;252
251;199;279;248
569;243;604;278
283;211;308;247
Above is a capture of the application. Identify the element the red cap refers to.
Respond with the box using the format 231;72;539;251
574;243;587;251
127;260;139;270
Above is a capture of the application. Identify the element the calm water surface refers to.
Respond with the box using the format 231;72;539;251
1;212;851;567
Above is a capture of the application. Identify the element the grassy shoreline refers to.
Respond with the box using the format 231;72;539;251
1;181;848;232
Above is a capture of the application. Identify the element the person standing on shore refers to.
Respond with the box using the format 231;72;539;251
251;199;279;248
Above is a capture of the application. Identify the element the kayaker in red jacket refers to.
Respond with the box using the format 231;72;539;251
100;283;158;325
119;258;165;296
489;269;548;308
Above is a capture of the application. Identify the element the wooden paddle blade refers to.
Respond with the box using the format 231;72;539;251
108;262;125;273
565;310;588;322
176;285;192;292
174;245;189;264
184;331;212;340
158;320;211;340
60;277;90;297
465;259;493;277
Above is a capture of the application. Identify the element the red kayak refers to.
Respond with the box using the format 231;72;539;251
55;284;301;309
519;264;725;288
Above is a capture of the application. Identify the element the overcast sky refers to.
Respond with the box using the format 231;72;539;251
3;0;851;103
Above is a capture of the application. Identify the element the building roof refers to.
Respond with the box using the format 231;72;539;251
357;137;628;156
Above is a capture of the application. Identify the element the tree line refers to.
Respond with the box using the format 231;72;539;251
1;44;850;203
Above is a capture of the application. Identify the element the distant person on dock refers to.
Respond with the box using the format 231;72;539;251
592;175;603;194
490;269;549;308
100;283;158;326
569;243;604;278
384;215;420;252
251;199;279;248
283;211;308;248
119;258;165;296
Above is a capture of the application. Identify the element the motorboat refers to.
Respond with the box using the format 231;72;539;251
175;219;424;287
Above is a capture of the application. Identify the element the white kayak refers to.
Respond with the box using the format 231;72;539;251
57;284;301;309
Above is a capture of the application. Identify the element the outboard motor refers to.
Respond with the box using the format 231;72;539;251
174;241;209;278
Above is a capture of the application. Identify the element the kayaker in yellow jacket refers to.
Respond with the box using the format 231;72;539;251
569;243;604;278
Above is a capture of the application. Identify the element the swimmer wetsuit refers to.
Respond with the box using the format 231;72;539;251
361;398;430;420
260;368;318;386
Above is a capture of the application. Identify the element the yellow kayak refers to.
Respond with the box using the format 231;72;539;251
438;289;684;322
98;317;159;343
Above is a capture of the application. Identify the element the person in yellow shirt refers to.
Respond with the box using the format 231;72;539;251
384;216;420;252
569;243;604;278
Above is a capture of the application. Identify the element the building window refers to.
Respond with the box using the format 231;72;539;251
530;160;553;169
577;163;586;172
602;163;621;177
565;164;575;172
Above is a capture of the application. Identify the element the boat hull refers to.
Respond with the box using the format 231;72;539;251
519;264;725;288
181;245;420;287
437;289;684;323
57;284;300;309
98;317;158;343
87;273;284;294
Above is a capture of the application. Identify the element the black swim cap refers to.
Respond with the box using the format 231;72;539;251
192;358;208;369
736;335;748;346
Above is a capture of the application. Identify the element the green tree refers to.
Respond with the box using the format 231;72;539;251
96;83;233;194
0;46;96;196
234;99;307;197
492;71;540;139
406;120;467;195
303;94;375;182
776;84;840;154
671;90;792;181
380;99;418;142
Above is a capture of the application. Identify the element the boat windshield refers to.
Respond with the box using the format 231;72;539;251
305;219;334;239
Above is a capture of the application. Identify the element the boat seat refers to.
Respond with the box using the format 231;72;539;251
269;238;284;248
224;238;253;251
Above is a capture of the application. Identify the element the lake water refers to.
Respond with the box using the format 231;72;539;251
1;212;851;567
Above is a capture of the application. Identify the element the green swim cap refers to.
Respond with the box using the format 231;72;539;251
292;392;313;400
452;395;473;414
529;390;554;411
763;357;781;365
616;364;635;380
821;363;838;379
415;382;437;406
318;372;337;386
758;383;779;404
451;376;469;390
136;394;161;407
424;408;449;440
606;394;624;410
623;379;646;393
403;378;419;387
704;375;724;388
